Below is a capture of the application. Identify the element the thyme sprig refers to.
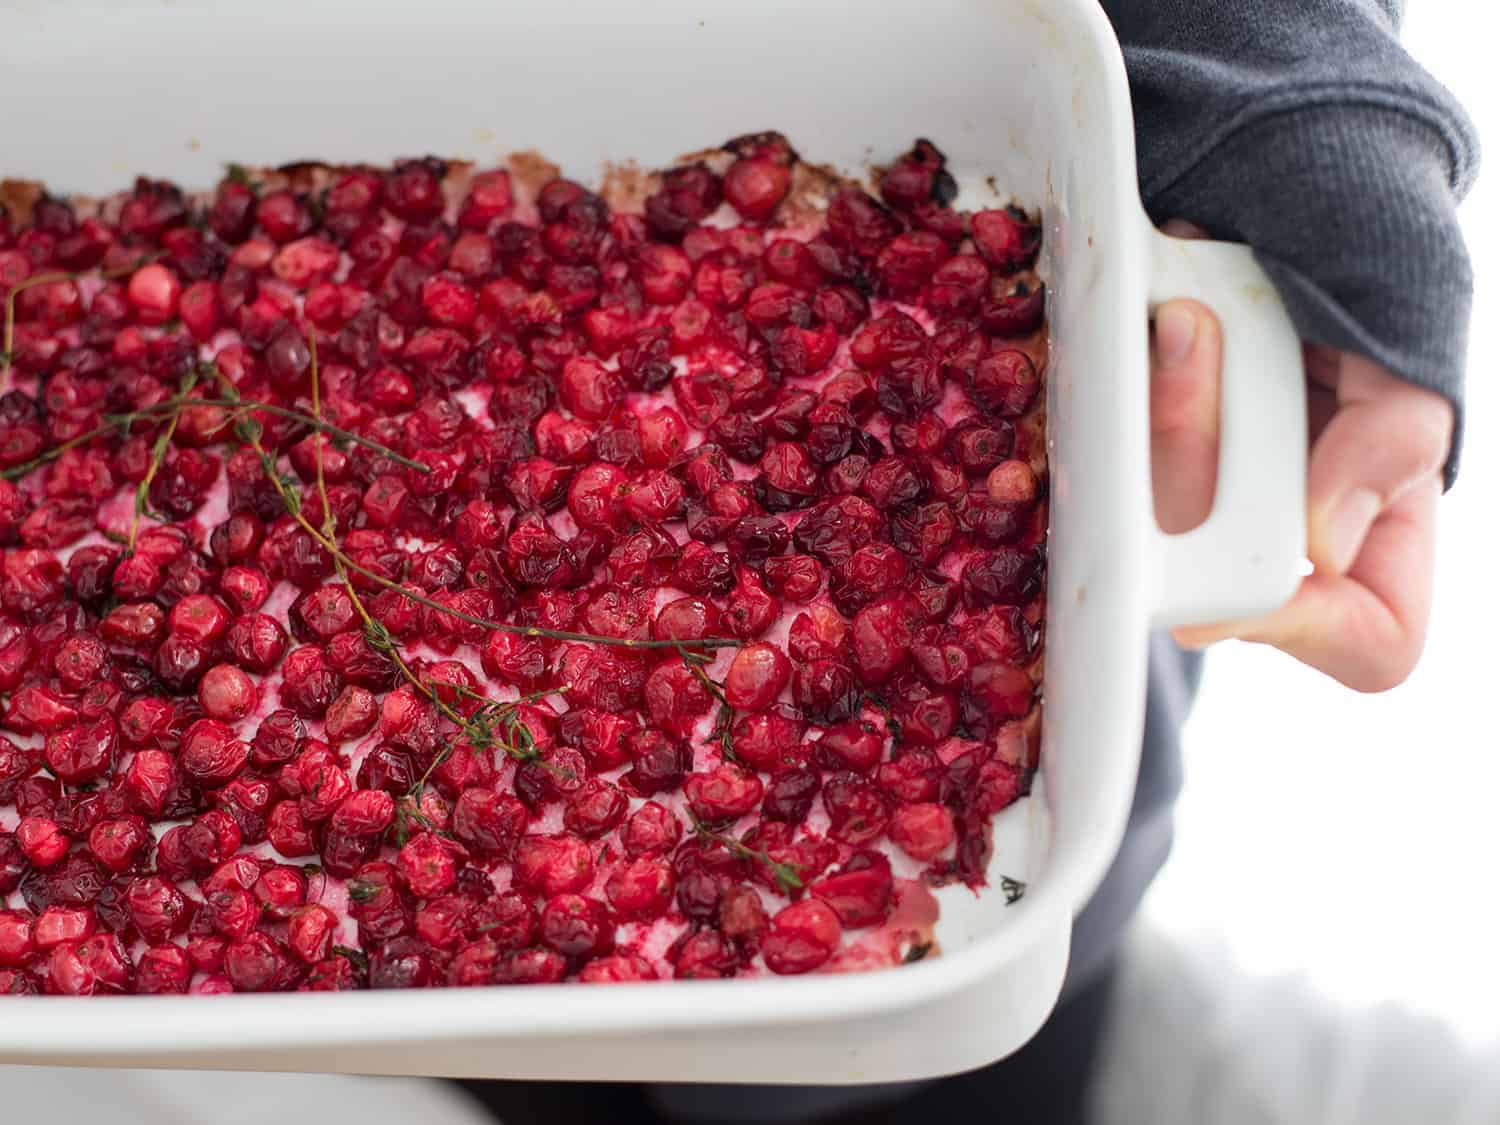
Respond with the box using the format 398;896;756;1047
691;817;804;895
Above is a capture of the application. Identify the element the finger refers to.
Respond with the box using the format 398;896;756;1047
1173;479;1439;691
1160;219;1209;240
1305;353;1453;574
1150;299;1222;533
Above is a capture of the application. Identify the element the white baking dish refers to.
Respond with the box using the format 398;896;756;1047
0;0;1306;1081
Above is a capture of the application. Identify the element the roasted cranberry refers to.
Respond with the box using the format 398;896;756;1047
762;899;841;975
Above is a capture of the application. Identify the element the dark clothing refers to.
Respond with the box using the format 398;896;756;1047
458;2;1477;1120
1108;0;1479;485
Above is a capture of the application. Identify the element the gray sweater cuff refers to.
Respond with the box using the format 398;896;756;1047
1145;103;1474;486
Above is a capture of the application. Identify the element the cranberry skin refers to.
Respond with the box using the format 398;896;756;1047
684;765;765;827
121;749;178;817
653;596;721;643
970;349;1040;417
850;593;923;686
564;780;630;840
623;730;690;797
889;802;957;861
0;836;26;895
762;899;842;975
513;833;594;897
152;633;212;693
792;659;861;723
0;911;36;967
816;720;886;774
808;851;894;928
980;284;1047;338
86;816;149;874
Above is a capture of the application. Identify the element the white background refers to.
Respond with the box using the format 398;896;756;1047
1141;0;1500;1051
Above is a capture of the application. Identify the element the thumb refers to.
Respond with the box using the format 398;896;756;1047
1306;353;1453;575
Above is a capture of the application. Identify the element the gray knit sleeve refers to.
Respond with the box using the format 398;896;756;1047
1102;0;1480;484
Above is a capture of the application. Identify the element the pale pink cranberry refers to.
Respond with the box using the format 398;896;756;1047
889;802;957;861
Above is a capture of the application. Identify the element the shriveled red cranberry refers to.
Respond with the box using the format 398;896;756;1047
674;929;739;979
623;729;690;797
970;348;1040;417
971;207;1041;273
761;768;821;825
822;773;890;846
513;833;594;897
980;282;1046;337
180;718;250;786
645;162;723;239
961;546;1043;608
762;899;841;975
684;765;765;827
621;801;682;857
450;788;528;859
809;850;894;928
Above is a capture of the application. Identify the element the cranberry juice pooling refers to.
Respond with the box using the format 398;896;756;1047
0;131;1046;996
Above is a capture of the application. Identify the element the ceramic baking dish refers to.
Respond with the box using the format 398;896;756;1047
0;0;1306;1082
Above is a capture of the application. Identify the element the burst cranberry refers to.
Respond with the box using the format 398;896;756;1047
822;774;890;845
16;816;69;868
971;208;1041;272
809;851;894;928
513;833;594;897
684;765;765;826
121;877;189;945
180;718;249;786
674;929;739;979
762;899;842;975
889;802;957;861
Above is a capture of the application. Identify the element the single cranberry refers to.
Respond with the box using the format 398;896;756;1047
674;929;739;979
16;816;69;868
683;763;766;827
538;893;614;958
822;774;890;846
134;944;192;994
86;816;149;874
513;833;594;897
762;768;821;825
723;642;792;711
180;718;250;786
970;208;1041;273
197;663;257;722
890;802;957;861
809;851;894;928
762;899;842;975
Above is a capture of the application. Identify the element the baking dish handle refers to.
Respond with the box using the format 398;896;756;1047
1146;229;1307;628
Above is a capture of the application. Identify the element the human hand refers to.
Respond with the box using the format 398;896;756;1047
1150;220;1453;691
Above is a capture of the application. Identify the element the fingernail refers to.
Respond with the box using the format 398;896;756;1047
1320;488;1382;574
1155;303;1198;368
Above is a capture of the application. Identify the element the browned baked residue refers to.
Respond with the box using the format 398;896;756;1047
505;150;562;199
598;160;654;214
0;179;44;225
